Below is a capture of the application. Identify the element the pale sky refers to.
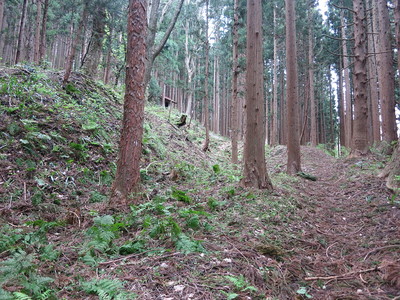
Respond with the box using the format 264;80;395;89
318;0;329;20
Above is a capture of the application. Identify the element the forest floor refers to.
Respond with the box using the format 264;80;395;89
0;67;399;299
265;146;400;299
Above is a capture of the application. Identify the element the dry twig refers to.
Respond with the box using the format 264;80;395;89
305;266;382;281
363;245;400;261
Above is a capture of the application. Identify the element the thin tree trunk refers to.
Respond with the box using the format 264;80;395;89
0;3;5;59
308;4;317;147
328;69;334;147
265;79;269;145
0;0;4;37
144;0;184;89
15;0;28;64
341;6;352;148
202;0;210;152
39;0;49;63
231;0;239;164
395;1;400;78
111;0;147;206
241;0;273;189
366;0;381;144
214;57;220;134
34;0;42;63
377;0;398;143
286;0;301;174
272;5;279;146
63;2;88;85
83;5;106;78
351;0;369;155
103;26;113;84
280;71;286;145
338;60;345;149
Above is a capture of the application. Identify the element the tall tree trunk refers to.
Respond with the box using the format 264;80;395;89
395;1;400;77
213;57;220;134
241;0;273;189
338;60;345;149
340;7;352;148
15;0;29;64
286;0;301;174
351;0;369;155
111;0;147;205
83;5;106;78
0;0;5;58
0;0;4;36
103;26;113;84
202;0;210;152
271;4;279;146
279;70;286;145
265;79;270;145
328;69;334;147
308;3;317;147
39;0;49;63
377;0;398;143
63;2;88;85
231;0;239;164
366;0;381;144
34;0;42;64
184;18;195;116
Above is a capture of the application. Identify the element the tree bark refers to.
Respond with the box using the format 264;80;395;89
15;0;29;64
395;1;400;79
0;0;4;36
82;4;106;78
39;0;49;63
34;0;42;64
340;6;352;148
240;0;273;189
379;140;400;190
63;2;88;85
271;4;279;146
213;56;220;134
111;0;147;206
308;6;317;147
231;0;239;164
285;0;301;174
103;26;113;85
202;0;210;152
376;0;398;143
338;60;345;149
366;0;380;144
351;0;369;155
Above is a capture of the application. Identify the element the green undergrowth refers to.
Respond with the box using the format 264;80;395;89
0;67;304;298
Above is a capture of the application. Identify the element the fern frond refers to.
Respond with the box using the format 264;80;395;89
12;292;32;300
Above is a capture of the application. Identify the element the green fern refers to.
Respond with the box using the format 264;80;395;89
171;187;192;203
0;288;14;300
0;250;55;299
81;278;136;299
81;215;127;265
13;292;32;300
175;233;205;254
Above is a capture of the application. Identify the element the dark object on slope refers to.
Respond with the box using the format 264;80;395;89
297;172;317;181
176;114;187;127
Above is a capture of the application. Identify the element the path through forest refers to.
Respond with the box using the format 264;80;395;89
280;147;400;299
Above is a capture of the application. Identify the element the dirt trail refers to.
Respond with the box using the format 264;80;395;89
285;147;400;299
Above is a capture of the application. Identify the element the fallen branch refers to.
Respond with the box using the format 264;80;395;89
305;266;382;281
363;245;400;261
99;249;156;266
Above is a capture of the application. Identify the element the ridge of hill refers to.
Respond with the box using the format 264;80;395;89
0;67;399;299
